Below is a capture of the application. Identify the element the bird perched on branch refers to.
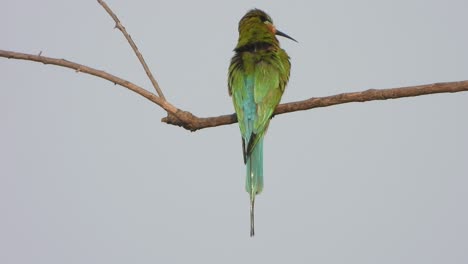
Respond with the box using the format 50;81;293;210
228;9;296;236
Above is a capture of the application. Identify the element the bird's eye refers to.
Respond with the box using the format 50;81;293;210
260;16;268;22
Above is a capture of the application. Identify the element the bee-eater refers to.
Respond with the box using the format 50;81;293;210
228;9;296;236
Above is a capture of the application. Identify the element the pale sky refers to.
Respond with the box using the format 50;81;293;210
1;0;468;263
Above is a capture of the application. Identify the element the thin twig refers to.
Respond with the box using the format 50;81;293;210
2;49;468;132
97;0;166;99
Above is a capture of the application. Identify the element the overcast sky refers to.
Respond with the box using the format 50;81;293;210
1;0;468;263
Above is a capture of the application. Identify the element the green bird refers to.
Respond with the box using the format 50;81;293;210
228;9;296;236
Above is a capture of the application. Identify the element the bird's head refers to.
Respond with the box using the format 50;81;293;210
235;9;296;51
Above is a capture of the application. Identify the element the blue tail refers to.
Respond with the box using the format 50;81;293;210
246;136;263;236
246;136;264;195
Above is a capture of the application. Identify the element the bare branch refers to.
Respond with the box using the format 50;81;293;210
162;80;468;129
97;0;165;99
1;49;467;132
0;50;182;120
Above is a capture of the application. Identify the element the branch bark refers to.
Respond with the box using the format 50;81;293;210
162;80;468;129
2;49;468;132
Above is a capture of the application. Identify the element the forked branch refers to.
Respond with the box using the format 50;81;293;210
1;0;467;132
2;49;467;131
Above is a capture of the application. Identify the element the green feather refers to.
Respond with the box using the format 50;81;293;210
228;8;293;236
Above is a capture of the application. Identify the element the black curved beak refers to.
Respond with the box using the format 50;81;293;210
276;30;298;42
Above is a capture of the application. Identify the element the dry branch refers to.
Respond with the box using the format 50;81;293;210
2;49;468;132
1;0;467;132
97;0;165;99
163;80;468;129
0;50;178;119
